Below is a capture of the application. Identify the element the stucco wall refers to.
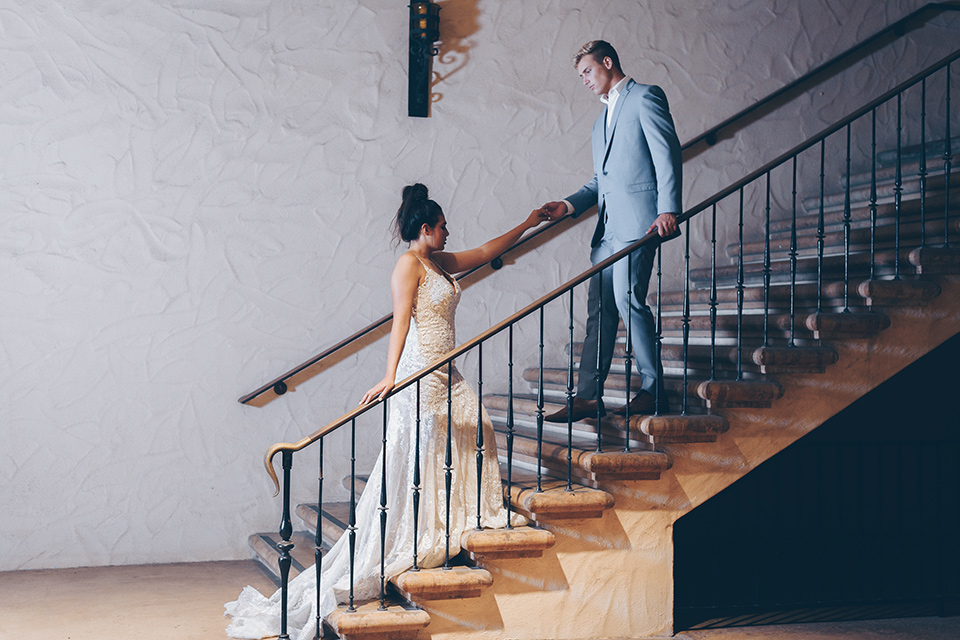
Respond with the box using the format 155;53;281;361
2;0;957;571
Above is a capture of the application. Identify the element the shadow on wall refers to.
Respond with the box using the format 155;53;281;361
431;0;481;104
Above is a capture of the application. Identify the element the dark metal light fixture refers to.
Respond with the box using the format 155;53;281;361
408;1;440;117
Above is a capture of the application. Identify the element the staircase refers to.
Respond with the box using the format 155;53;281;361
247;131;959;637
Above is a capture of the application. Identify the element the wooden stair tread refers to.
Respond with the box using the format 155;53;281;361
751;344;839;373
327;599;430;640
694;379;785;409
634;413;730;441
731;216;960;259
494;423;672;481
804;310;890;338
460;526;556;559
858;277;942;305
248;531;322;582
392;565;493;600
501;466;616;519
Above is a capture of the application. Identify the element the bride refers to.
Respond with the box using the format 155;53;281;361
225;184;549;639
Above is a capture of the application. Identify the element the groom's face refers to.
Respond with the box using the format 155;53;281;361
576;54;616;97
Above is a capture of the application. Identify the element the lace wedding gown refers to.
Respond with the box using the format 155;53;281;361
226;258;518;640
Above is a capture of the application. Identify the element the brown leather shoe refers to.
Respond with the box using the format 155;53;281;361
616;390;656;417
544;397;606;423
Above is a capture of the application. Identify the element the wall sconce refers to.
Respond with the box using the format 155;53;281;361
409;1;441;117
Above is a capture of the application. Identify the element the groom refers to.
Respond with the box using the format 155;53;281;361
543;40;683;423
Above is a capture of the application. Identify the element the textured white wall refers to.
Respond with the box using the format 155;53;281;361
2;0;956;570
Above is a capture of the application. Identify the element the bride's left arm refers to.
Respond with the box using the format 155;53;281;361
434;207;549;275
360;253;422;405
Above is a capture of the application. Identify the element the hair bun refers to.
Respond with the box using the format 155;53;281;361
395;183;443;243
402;183;429;203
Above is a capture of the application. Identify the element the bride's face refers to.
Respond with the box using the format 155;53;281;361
422;214;449;251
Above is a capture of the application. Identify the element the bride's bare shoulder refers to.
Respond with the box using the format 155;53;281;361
392;251;426;282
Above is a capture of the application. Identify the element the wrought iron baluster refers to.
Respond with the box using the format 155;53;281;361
920;78;928;247
314;439;324;640
348;419;357;612
709;203;718;380
870;109;878;279
537;310;546;489
595;272;604;443
413;381;422;568
623;252;633;451
789;159;798;346
475;344;484;530
565;290;574;492
681;219;691;416
817;141;825;313
506;326;515;527
443;361;453;568
895;93;903;279
763;174;772;346
946;63;953;247
736;188;744;379
655;244;664;411
843;124;852;312
278;451;294;640
379;401;388;610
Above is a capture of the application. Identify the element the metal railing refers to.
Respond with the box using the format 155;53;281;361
238;1;960;407
262;49;957;638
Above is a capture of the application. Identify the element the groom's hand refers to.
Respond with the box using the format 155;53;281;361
647;212;678;237
541;201;568;221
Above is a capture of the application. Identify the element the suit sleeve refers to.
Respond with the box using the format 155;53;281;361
638;85;683;215
565;176;598;219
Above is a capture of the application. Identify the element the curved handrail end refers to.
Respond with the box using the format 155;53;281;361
264;443;293;496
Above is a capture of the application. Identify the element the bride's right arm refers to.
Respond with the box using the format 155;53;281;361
361;253;422;405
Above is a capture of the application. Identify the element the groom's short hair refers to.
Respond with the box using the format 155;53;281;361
572;40;621;72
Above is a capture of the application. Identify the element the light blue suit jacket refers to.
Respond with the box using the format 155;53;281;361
566;80;682;246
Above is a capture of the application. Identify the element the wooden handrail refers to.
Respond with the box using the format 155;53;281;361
241;1;960;407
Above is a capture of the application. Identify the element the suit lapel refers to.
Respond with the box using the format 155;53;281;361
601;79;634;171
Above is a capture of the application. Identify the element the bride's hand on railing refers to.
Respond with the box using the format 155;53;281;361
361;377;395;405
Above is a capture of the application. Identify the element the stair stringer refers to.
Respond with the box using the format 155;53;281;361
411;275;959;640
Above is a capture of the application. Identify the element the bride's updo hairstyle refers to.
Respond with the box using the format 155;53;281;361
396;183;444;243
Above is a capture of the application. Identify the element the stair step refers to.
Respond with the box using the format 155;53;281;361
910;245;960;274
731;215;960;260
751;344;839;374
783;179;956;237
326;599;430;640
392;565;493;601
804;310;890;338
872;137;960;169
486;393;678;451
519;367;648;396
800;162;958;215
857;277;942;306
503;468;615;520
460;526;556;560
656;280;850;307
693;379;785;409
632;413;730;444
248;531;323;583
297;503;349;546
690;247;918;287
493;424;672;484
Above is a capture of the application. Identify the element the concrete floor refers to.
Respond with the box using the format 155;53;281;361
0;561;957;640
